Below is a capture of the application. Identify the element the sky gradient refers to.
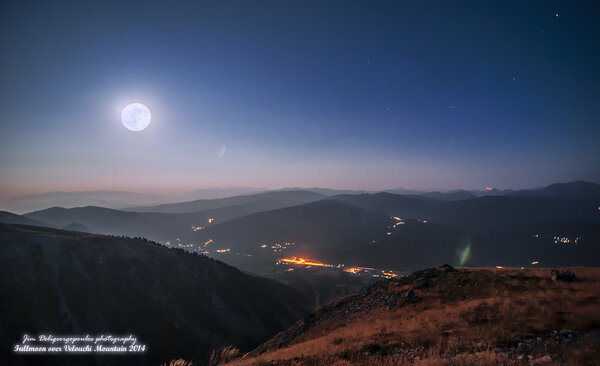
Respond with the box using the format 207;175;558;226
1;0;599;201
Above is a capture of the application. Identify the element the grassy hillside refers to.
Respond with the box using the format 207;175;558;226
224;266;600;365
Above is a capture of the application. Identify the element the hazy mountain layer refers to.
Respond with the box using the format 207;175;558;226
0;190;167;215
24;206;207;242
124;190;324;214
22;191;326;243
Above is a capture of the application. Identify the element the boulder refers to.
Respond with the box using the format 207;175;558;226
550;269;576;282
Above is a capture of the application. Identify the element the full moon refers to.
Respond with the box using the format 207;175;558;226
121;103;151;131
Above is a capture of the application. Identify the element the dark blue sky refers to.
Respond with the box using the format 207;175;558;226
1;1;599;200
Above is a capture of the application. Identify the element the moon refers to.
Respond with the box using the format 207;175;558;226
121;103;151;131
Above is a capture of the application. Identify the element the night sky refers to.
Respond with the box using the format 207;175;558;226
1;1;599;201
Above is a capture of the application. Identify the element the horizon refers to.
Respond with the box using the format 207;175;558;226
3;178;600;199
2;179;599;214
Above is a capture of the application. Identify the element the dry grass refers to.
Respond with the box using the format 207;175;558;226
210;345;242;365
224;267;600;365
162;359;193;366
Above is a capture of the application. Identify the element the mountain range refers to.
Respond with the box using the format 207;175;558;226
0;181;598;273
6;180;598;215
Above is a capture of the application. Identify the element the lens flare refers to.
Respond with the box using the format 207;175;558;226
458;241;471;267
218;145;227;158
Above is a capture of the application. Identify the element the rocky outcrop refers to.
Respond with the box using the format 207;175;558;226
550;269;576;282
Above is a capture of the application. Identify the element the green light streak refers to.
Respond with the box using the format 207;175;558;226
459;242;471;267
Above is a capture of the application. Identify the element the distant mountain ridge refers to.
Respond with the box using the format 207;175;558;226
281;187;373;196
4;181;599;215
0;187;267;214
420;190;476;201
124;190;325;214
508;180;600;199
0;190;168;214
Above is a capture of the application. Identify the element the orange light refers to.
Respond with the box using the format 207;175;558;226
531;261;539;265
381;271;398;277
496;266;504;269
344;267;362;274
208;218;214;223
280;257;330;267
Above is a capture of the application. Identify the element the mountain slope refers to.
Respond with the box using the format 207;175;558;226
330;193;444;221
23;206;205;242
0;210;49;227
0;223;309;365
194;200;390;258
226;266;600;365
